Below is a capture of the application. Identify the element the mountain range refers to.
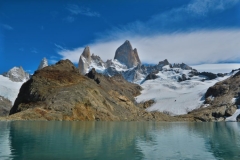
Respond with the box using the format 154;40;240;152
0;40;240;121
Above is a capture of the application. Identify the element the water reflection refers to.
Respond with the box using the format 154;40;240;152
0;122;239;160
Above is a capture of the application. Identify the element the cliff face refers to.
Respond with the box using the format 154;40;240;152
179;71;240;122
8;59;175;121
78;46;92;75
0;96;12;116
114;40;141;68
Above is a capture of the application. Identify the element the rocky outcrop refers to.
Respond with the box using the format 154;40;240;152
3;66;30;82
199;72;217;80
7;59;176;121
173;63;192;70
179;71;240;122
158;59;171;67
114;40;141;68
38;57;48;70
78;46;91;75
0;96;12;116
86;68;100;84
145;71;159;81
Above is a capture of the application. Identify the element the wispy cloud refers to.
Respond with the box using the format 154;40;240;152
57;29;240;65
187;0;239;16
54;43;66;50
1;24;13;30
97;0;239;37
67;4;100;17
63;16;75;23
31;48;38;54
57;0;240;66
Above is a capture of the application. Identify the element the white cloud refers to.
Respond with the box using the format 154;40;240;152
67;4;100;17
57;29;240;65
57;0;240;66
191;63;240;73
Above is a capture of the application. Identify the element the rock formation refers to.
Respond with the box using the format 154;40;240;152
173;63;192;70
7;59;176;121
38;57;48;70
78;46;91;75
158;59;171;67
114;40;141;68
179;71;240;121
0;96;12;116
3;66;30;82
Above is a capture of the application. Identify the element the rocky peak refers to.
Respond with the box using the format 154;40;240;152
78;46;92;75
114;40;141;68
3;66;30;82
158;59;170;66
38;57;48;70
173;63;192;70
82;46;91;60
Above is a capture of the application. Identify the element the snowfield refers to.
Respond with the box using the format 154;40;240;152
0;75;24;104
136;68;231;115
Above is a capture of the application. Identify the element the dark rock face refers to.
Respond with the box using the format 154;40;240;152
0;96;12;116
114;40;141;68
158;59;170;66
86;68;100;84
173;63;192;70
199;72;217;80
8;59;175;121
145;72;159;81
178;74;189;82
205;83;229;98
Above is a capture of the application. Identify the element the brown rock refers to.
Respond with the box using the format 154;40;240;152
7;59;176;121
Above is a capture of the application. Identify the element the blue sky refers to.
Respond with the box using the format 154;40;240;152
1;0;240;73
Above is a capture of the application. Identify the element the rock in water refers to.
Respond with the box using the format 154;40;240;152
38;57;48;70
3;66;30;82
78;46;91;75
114;40;141;68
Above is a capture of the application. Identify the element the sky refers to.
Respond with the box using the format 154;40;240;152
0;0;240;74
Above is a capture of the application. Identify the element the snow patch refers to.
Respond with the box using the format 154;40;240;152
136;69;230;115
225;106;240;122
0;75;24;104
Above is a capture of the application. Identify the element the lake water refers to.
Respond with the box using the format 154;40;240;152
0;121;240;160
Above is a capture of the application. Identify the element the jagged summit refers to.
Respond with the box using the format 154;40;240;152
114;40;141;68
158;59;171;67
2;66;30;82
82;46;91;60
38;57;48;70
78;46;92;75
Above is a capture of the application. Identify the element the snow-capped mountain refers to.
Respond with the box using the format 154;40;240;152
38;57;48;70
0;66;30;105
0;75;24;104
77;40;235;116
2;66;30;82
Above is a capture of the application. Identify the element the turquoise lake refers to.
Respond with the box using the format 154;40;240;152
0;121;240;160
